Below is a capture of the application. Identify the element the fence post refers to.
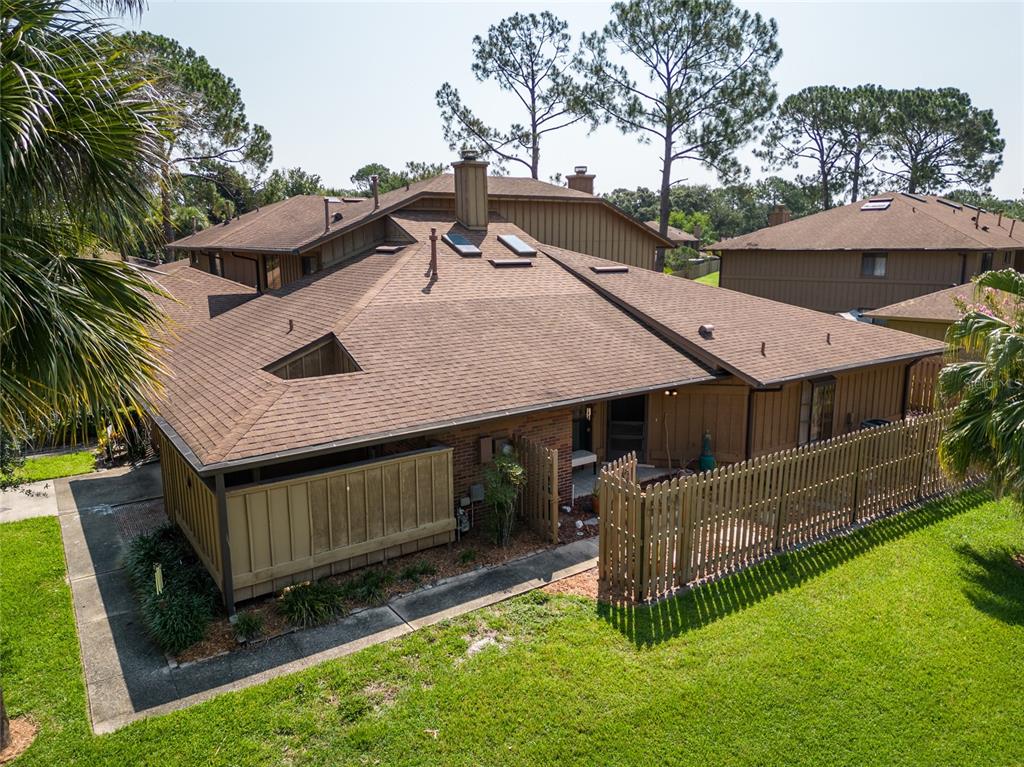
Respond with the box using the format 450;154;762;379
634;485;646;603
772;453;788;552
549;447;559;543
850;435;866;524
914;417;929;501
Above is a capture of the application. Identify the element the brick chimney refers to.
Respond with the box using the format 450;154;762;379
566;165;595;195
452;149;489;231
768;204;791;227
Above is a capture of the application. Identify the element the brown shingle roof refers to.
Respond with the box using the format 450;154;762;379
545;247;943;387
151;215;710;471
865;282;1015;323
166;174;670;254
646;221;699;247
713;193;1024;252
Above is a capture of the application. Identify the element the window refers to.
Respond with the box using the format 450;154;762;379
799;378;836;445
208;253;222;277
189;252;198;267
861;252;887;278
301;255;318;276
980;251;993;272
860;198;892;211
264;254;281;290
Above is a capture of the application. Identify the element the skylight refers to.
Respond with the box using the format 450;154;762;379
375;244;404;254
442;233;482;257
497;234;537;257
860;198;893;211
591;265;629;274
936;198;962;210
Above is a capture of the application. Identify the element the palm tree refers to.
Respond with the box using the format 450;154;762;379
1;1;170;746
1;0;170;444
938;269;1024;504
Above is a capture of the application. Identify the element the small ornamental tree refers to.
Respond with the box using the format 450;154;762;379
483;450;527;547
938;270;1024;511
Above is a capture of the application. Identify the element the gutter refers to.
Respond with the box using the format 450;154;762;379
152;373;721;477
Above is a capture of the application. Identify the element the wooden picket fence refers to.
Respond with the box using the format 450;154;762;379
906;354;944;413
597;410;972;602
515;435;559;543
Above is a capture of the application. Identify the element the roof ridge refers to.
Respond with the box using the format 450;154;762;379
333;239;426;336
207;384;288;464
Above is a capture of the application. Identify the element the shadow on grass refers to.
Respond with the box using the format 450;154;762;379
597;488;989;648
956;544;1024;626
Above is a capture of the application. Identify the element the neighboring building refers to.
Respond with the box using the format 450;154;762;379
645;221;700;249
713;193;1024;314
866;282;1017;341
148;158;942;608
166;164;673;285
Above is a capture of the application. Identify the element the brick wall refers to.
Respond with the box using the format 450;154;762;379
433;408;573;509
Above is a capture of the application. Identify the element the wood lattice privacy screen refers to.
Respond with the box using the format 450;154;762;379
598;410;973;602
515;436;559;543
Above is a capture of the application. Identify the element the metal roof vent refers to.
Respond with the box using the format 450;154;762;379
375;244;404;254
699;324;715;339
489;258;532;268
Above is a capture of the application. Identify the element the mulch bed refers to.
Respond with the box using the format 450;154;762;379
0;718;37;765
171;524;556;666
541;567;599;600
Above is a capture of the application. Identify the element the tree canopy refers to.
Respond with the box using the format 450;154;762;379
123;31;272;241
577;0;781;265
349;161;446;195
436;11;584;178
1;0;168;441
880;88;1004;194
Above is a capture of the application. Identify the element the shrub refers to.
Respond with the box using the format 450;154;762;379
484;450;526;547
141;586;212;654
399;560;436;584
125;523;218;654
233;610;263;642
341;568;395;605
458;548;477;565
278;581;346;627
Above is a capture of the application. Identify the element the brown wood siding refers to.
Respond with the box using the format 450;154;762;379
221;252;259;288
225;447;455;601
492;200;656;270
157;431;222;588
719;250;1005;313
750;382;803;456
273;337;360;380
591;400;608;463
884;318;950;341
833;362;906;433
319;219;387;269
454;163;488;229
647;383;749;467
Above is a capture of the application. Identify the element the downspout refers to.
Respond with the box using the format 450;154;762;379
745;388;756;460
900;361;913;419
214;473;236;618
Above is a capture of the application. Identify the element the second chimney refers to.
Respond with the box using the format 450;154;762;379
566;165;595;195
452;149;488;230
768;204;791;227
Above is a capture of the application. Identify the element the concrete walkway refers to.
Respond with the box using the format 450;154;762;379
49;462;597;734
0;479;59;523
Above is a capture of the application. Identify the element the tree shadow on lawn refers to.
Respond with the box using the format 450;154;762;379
598;488;990;648
955;543;1024;626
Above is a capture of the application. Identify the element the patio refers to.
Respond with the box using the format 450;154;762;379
571;462;673;499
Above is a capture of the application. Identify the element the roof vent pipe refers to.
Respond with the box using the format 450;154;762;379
371;175;380;210
323;197;330;232
698;323;715;339
428;227;439;281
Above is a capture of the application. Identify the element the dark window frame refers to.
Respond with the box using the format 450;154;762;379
861;251;888;278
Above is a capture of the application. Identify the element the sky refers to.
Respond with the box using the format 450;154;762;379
121;1;1024;199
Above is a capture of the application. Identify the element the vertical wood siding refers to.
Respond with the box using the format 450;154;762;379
157;431;222;588
647;384;749;467
750;383;803;456
884;319;950;340
719;250;988;313
492;200;657;270
225;447;455;601
833;362;906;432
319;219;387;269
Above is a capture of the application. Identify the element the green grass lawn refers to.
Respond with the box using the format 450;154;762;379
13;450;95;482
694;270;719;286
1;491;1021;766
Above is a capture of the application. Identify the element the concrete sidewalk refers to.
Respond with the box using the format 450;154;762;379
0;479;59;523
52;461;597;734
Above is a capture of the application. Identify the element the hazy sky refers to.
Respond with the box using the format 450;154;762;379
122;1;1023;199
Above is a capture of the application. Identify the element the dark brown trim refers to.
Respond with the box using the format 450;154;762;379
745;388;755;460
214;473;236;616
